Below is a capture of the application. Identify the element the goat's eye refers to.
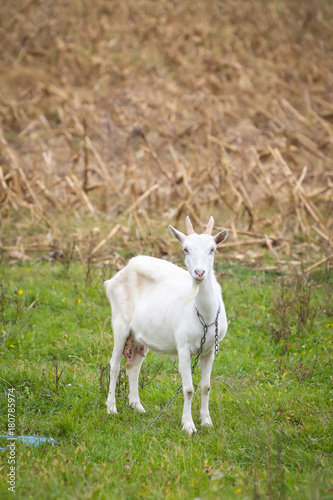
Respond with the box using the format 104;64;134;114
183;248;189;254
210;248;215;254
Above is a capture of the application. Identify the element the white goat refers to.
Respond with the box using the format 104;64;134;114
104;216;228;435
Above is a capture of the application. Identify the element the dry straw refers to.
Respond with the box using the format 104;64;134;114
0;0;332;270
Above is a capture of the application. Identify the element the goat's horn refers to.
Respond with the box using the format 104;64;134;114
204;216;214;235
185;216;195;235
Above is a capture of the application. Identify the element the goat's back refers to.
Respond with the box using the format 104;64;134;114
104;255;190;323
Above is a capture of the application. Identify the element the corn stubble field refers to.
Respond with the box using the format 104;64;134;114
0;0;333;499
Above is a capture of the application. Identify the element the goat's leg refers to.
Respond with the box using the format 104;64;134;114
200;349;214;427
126;346;148;412
106;322;127;414
178;345;197;435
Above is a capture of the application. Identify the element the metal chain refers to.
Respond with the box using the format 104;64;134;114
138;384;183;433
215;306;221;356
138;306;220;433
195;305;221;358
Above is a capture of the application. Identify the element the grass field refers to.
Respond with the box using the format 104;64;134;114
0;257;332;499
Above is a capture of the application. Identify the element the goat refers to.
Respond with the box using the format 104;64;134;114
104;216;228;435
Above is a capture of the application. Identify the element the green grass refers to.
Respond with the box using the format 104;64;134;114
0;259;332;499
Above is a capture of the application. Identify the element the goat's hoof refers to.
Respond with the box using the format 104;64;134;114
106;403;117;414
129;401;146;413
200;415;213;427
182;422;197;435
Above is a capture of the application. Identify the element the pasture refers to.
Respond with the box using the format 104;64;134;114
0;0;333;498
0;260;332;499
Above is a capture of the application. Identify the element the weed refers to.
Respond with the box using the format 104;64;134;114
292;355;318;383
276;350;318;384
42;358;64;397
268;270;317;343
322;282;333;317
60;241;76;276
294;274;317;333
84;230;100;288
116;365;128;400
268;278;293;342
0;283;6;329
139;360;165;389
99;362;110;395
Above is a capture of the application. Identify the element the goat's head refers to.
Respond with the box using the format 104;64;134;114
169;216;228;283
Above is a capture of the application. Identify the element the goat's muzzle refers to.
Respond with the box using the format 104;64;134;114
194;269;206;281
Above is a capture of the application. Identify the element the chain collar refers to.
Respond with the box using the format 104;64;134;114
195;305;221;357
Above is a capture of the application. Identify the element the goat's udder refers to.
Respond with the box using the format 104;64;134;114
137;345;146;357
123;333;146;364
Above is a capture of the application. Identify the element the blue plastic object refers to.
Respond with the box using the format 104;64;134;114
0;434;58;449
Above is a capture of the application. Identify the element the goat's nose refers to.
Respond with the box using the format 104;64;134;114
194;269;205;278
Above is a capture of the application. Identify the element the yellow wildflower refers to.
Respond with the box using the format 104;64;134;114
18;290;23;295
77;299;81;305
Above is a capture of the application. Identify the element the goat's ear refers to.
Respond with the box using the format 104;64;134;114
214;229;228;246
169;225;186;245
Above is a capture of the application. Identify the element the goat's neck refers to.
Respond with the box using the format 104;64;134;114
194;271;219;323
